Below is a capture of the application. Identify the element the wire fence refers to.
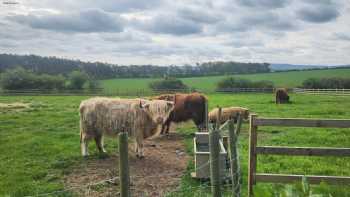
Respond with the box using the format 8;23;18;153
0;88;195;96
23;123;243;197
23;154;242;197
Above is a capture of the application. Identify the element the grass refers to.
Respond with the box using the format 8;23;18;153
168;93;350;196
1;93;350;196
101;68;350;93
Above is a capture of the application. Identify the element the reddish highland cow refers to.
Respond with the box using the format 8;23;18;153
154;93;207;134
275;88;290;104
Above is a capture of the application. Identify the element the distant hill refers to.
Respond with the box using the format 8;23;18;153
270;64;326;71
270;63;350;71
101;68;350;92
2;53;348;79
0;53;270;79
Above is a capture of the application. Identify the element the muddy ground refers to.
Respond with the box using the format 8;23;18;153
64;132;189;197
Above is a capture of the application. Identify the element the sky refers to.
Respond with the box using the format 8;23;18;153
0;0;349;66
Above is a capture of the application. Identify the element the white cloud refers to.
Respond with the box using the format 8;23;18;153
7;8;124;33
0;0;349;65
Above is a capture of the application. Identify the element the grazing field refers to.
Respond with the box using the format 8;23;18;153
1;93;350;196
101;68;350;93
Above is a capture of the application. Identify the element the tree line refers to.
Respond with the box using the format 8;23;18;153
0;54;271;79
0;67;98;90
301;77;350;89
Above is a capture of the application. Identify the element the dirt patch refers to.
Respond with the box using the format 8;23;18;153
0;102;30;112
64;133;189;197
0;101;49;113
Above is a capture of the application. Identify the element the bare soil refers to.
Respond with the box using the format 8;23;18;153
64;132;189;197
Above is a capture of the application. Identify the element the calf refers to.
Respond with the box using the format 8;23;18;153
209;107;249;124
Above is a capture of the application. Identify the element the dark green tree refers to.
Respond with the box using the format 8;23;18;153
67;70;88;89
149;78;188;90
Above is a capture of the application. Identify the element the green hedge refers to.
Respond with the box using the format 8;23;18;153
149;78;188;90
217;77;274;89
302;77;350;89
0;67;95;90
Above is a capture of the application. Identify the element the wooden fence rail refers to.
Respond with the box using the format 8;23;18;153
248;115;350;197
294;88;350;96
216;88;276;93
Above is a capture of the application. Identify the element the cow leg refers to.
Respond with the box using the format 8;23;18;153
193;118;203;132
94;135;106;154
161;119;171;135
135;132;144;158
160;124;166;135
134;142;138;155
81;133;90;157
165;122;171;135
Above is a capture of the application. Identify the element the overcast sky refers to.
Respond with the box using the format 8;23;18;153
0;0;349;65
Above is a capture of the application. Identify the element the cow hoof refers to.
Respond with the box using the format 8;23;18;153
136;154;145;159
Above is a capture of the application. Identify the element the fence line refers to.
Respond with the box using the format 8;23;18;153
2;87;350;96
293;88;350;96
24;156;233;197
23;115;243;197
248;115;350;197
216;88;276;93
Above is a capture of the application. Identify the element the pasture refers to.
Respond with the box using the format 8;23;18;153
101;68;350;93
1;93;350;196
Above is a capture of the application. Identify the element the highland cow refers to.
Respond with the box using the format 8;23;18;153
208;107;249;124
154;93;207;134
79;97;174;158
275;88;290;104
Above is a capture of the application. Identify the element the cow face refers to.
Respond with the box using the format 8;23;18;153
141;100;174;124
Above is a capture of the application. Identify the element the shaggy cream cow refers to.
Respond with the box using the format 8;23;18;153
79;97;174;158
208;107;249;124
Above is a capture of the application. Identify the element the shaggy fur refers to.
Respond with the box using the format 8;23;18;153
208;107;250;124
275;88;290;104
154;93;207;134
79;97;174;157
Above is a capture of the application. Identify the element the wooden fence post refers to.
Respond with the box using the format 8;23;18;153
119;132;130;197
204;99;209;132
248;114;258;197
209;129;222;197
210;107;222;197
228;114;243;197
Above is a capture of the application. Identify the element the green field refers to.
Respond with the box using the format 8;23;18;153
101;68;350;92
1;93;350;196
